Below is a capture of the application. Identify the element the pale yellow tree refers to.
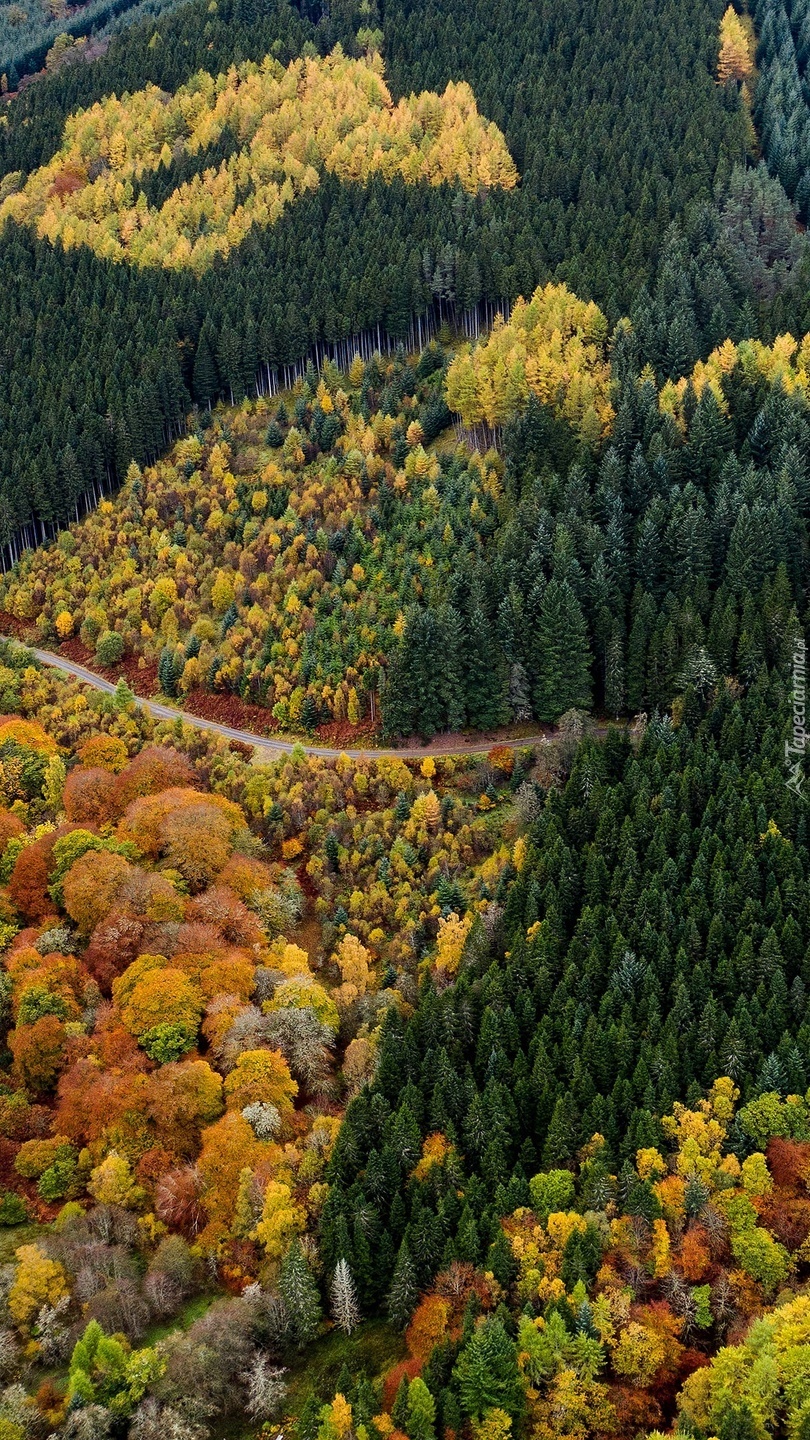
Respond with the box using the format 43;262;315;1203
8;1245;69;1332
433;911;473;979
718;6;754;84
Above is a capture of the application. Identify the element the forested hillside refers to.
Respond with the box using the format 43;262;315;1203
2;0;810;1436
0;647;806;1438
0;0;184;94
4;290;808;739
0;0;767;544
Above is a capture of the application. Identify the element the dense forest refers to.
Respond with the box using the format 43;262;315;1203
2;0;810;1436
0;51;516;271
0;0;187;94
0;640;806;1439
0;0;775;543
3;297;808;738
751;0;810;217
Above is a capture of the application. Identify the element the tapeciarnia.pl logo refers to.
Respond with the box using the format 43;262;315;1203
786;638;807;797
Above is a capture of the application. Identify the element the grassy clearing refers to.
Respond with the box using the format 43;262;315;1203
0;1220;46;1265
143;1291;220;1348
284;1318;406;1416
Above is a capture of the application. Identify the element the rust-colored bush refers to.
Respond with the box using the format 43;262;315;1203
9;1015;68;1093
63;766;119;827
115;746;196;809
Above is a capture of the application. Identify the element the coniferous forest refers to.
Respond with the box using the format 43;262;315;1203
0;0;809;1437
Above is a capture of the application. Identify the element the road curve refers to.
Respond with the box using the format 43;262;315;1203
10;641;551;761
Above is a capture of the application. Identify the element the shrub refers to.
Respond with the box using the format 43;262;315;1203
0;1192;27;1225
38;1153;78;1201
140;1022;197;1064
95;631;125;667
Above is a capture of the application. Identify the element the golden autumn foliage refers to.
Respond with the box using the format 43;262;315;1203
660;331;810;427
610;1319;669;1387
118;963;205;1040
0;718;58;754
196;1110;272;1240
77;733;130;773
717;5;755;85
445;283;615;442
332;931;373;1008
8;1245;69;1331
265;974;340;1034
223;1047;298;1119
319;1393;354;1440
529;1371;615;1440
87;1150;144;1207
433;910;473;978
0;50;516;274
661;1076;738;1183
412;1132;453;1181
342;1035;378;1095
253;1178;307;1259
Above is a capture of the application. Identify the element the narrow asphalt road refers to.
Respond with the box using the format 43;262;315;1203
12;641;551;761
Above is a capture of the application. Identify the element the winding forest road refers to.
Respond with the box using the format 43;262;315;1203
14;642;553;761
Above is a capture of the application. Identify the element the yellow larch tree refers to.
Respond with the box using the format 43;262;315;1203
445;284;615;444
1;51;516;275
718;6;755;85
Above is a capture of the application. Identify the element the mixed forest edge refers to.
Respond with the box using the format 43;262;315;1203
0;0;810;1438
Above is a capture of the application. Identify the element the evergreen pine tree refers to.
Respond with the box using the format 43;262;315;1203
455;1203;481;1265
193;324;220;407
387;1242;419;1329
158;645;178;697
392;1376;410;1431
295;1392;322;1440
279;1238;322;1349
604;623;625;718
719;1406;761;1440
533;579;592;722
453;1318;524;1422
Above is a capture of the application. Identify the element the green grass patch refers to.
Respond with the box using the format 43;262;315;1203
284;1318;406;1416
206;1314;405;1439
143;1290;220;1348
0;1221;47;1265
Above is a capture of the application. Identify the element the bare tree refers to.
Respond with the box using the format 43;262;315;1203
85;1278;149;1341
214;1004;275;1071
264;1007;334;1089
330;1259;361;1335
0;1330;19;1382
245;1355;287;1421
56;1409;114;1440
34;1294;72;1365
144;1270;183;1318
129;1398;209;1440
242;1102;282;1140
